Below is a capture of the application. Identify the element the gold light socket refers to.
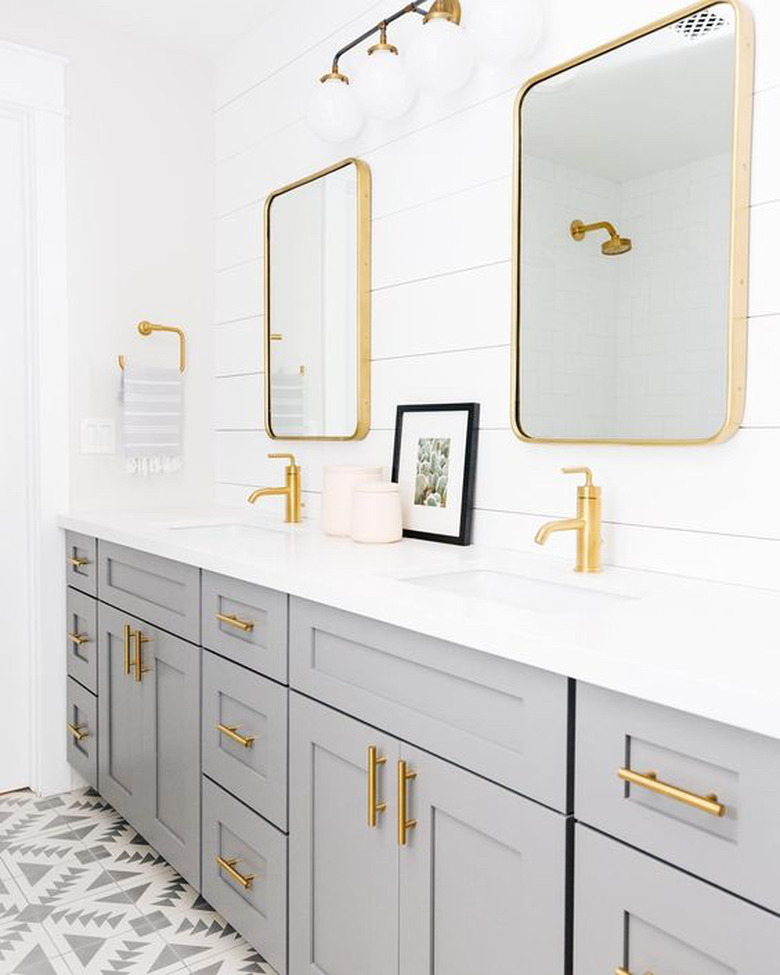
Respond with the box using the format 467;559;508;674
319;69;350;84
369;23;399;56
423;0;462;25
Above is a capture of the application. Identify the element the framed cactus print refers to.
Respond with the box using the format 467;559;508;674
391;403;480;546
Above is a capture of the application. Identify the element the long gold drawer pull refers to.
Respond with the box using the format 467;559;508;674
216;856;254;890
217;723;255;748
618;767;725;818
67;723;89;742
122;624;132;676
68;632;90;647
216;612;255;633
398;760;417;847
368;746;387;828
133;630;151;683
66;556;90;569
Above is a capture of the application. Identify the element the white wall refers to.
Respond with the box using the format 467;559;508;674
0;0;215;509
213;0;780;590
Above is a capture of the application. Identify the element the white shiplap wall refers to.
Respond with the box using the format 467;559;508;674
214;0;780;590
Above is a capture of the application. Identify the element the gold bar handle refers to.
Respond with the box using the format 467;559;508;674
68;632;90;647
123;624;132;676
67;723;89;742
618;767;725;818
216;856;254;890
217;723;255;749
215;612;255;633
368;746;387;828
398;760;417;847
66;556;90;569
133;630;151;684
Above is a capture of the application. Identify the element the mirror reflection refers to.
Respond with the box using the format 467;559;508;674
265;158;371;440
515;3;748;443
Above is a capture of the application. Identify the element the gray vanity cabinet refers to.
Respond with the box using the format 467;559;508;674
399;744;568;975
97;602;201;887
289;691;567;975
289;692;399;975
574;825;780;973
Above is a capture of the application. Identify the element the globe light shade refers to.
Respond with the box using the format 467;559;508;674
407;18;474;95
354;48;416;121
306;75;364;143
466;0;544;68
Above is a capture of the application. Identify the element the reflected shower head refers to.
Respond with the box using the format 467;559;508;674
570;219;632;257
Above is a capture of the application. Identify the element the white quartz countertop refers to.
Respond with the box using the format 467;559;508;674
59;508;780;741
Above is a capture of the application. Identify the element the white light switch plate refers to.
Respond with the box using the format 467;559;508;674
80;418;116;455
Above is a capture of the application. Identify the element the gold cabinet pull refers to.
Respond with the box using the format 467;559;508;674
398;760;417;847
215;612;255;633
217;723;255;748
368;746;387;828
68;632;90;647
123;624;133;676
132;630;151;683
66;556;90;569
216;856;254;890
618;767;725;818
67;722;89;742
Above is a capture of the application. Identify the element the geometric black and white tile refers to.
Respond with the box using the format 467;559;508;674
0;788;273;975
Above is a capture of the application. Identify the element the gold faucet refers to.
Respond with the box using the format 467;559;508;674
247;453;302;524
535;467;602;573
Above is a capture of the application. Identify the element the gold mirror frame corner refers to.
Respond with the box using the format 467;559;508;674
263;156;372;442
511;0;754;447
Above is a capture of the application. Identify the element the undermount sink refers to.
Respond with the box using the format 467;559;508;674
406;569;635;614
165;522;294;539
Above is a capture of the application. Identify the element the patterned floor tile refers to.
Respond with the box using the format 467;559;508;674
12;856;118;909
0;793;99;847
183;942;273;975
59;930;188;975
0;877;28;923
0;919;64;975
0;831;98;884
40;888;142;957
80;834;175;890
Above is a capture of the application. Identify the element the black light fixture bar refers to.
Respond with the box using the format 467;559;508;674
329;2;430;75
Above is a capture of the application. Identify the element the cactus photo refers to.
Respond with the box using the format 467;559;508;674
414;438;450;507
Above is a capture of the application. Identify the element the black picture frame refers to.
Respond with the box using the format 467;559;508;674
391;402;480;546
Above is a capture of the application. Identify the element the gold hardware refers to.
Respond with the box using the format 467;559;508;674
270;333;283;341
216;856;254;890
264;158;371;442
66;556;90;569
570;219;632;256
511;0;753;446
122;624;133;676
67;722;89;742
423;0;462;24
618;767;726;818
118;320;187;374
67;632;90;647
215;612;255;633
319;69;351;84
368;746;387;828
397;760;417;847
615;970;655;975
217;723;255;749
369;23;399;55
247;452;303;524
535;467;602;573
132;630;151;683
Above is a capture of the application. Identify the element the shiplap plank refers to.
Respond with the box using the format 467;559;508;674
215;260;262;323
214;317;263;377
216;374;263;430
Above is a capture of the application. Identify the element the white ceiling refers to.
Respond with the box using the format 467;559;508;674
56;0;282;60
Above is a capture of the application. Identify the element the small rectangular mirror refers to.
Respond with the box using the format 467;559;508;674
513;1;753;444
265;158;371;440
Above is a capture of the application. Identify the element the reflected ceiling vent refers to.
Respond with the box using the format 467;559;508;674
671;8;730;42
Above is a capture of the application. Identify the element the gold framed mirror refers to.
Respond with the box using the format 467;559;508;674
512;1;753;444
264;158;371;441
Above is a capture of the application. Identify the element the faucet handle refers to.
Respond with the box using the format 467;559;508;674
562;466;600;498
268;452;298;470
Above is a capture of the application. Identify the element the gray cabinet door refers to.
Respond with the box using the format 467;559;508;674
65;531;97;595
66;677;98;789
399;744;568;975
140;621;201;887
289;692;399;975
66;588;98;693
97;603;145;825
574;825;780;974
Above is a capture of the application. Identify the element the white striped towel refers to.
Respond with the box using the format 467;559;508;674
120;363;183;475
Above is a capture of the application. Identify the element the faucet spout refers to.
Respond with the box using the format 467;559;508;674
534;518;585;546
247;486;287;504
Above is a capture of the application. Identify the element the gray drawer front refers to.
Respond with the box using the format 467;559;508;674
202;776;287;975
66;677;97;789
574;825;780;974
576;682;780;913
65;531;97;595
99;541;200;643
203;651;288;830
202;572;287;683
289;597;570;810
66;588;98;693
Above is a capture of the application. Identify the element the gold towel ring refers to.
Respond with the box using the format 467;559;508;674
118;321;186;373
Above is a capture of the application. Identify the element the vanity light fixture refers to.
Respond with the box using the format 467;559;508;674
307;0;543;142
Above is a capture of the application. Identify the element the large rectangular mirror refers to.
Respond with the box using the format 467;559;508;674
265;158;371;440
513;1;752;444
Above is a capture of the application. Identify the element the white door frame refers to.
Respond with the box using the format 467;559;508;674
0;40;71;797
